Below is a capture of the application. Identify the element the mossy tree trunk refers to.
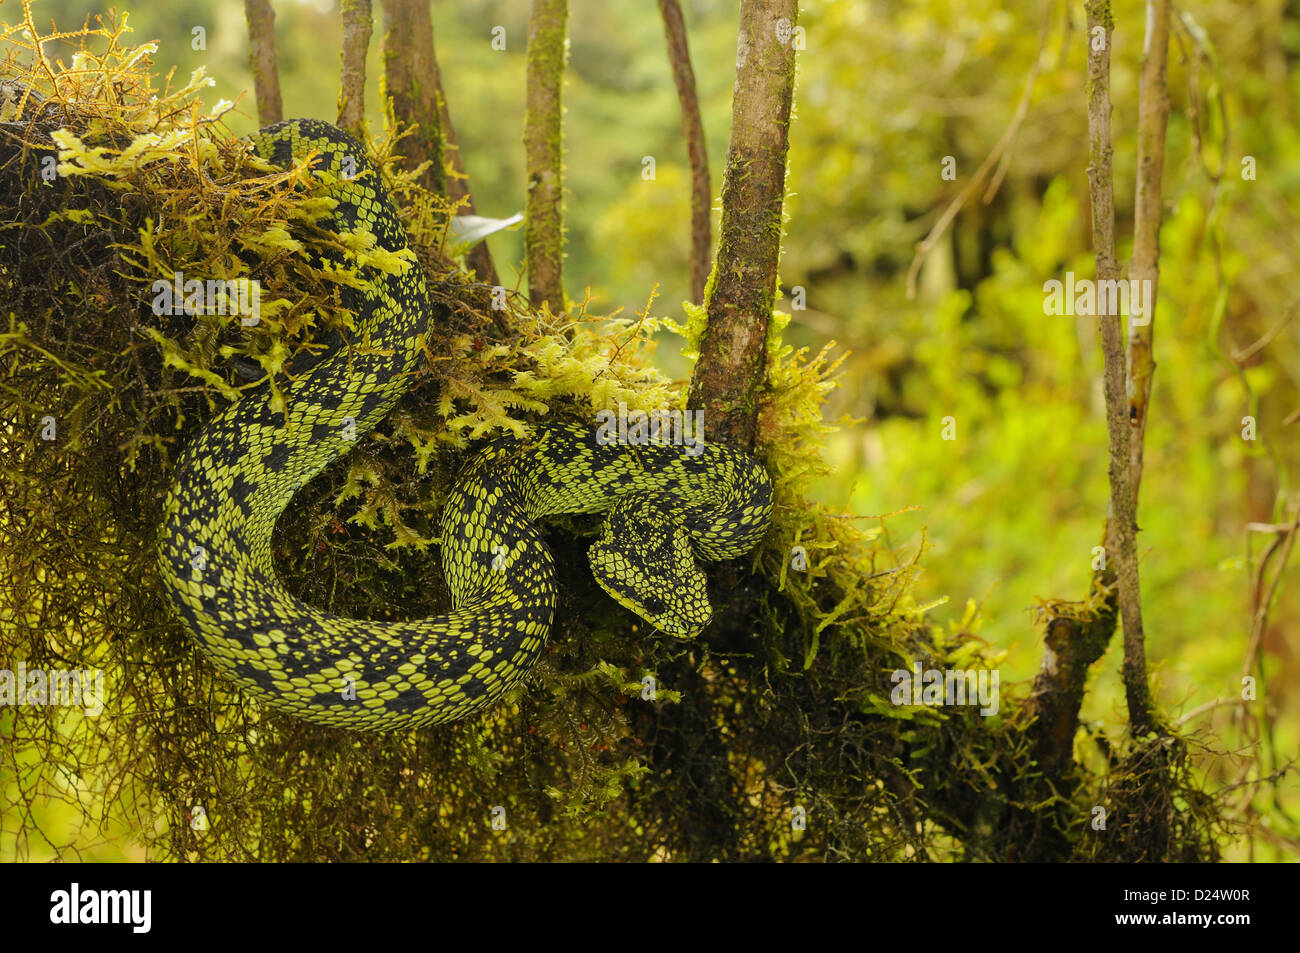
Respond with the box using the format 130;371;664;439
633;0;799;862
244;0;282;126
380;0;446;197
524;0;568;313
686;0;798;452
337;0;373;138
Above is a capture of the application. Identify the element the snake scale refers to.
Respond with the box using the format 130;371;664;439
157;119;773;730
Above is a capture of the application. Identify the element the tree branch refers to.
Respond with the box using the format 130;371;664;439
686;0;798;452
1084;0;1154;735
657;0;711;304
337;0;373;139
1030;594;1117;777
1128;0;1171;498
244;0;283;127
524;0;568;312
380;0;446;197
432;6;498;287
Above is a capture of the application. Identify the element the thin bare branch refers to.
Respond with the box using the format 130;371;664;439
658;0;711;304
431;8;498;286
1085;0;1154;735
1128;0;1172;499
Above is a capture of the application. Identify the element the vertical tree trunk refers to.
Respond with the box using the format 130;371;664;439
686;0;798;452
380;0;446;197
244;0;283;127
1128;0;1172;498
431;5;499;286
1084;0;1153;735
658;0;711;304
524;0;568;312
338;0;373;139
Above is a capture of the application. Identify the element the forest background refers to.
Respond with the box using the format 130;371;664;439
2;0;1297;860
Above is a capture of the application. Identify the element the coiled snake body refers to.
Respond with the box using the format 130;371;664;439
158;120;773;730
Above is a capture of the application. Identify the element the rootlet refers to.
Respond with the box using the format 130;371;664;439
49;883;151;933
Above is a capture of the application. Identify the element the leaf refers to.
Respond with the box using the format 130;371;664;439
446;212;522;254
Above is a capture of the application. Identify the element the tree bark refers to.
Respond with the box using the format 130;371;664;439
1084;0;1154;735
380;0;446;197
686;0;798;452
1029;601;1116;777
338;0;373;139
431;6;498;286
1010;605;1115;859
1128;0;1172;499
658;0;711;304
244;0;283;127
524;0;568;312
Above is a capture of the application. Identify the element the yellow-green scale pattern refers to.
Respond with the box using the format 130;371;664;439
157;119;773;730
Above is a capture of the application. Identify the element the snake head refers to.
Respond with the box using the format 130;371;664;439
587;496;712;638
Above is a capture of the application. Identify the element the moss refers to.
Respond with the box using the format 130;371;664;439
1085;0;1115;33
523;0;568;311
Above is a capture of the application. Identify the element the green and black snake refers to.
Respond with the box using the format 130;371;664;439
157;119;773;731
